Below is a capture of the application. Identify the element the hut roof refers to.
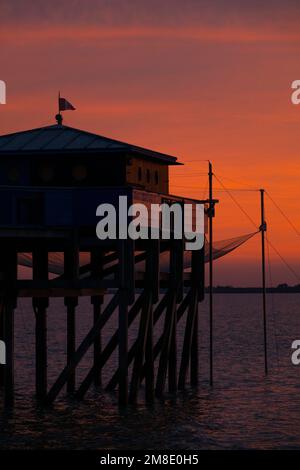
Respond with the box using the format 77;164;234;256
0;124;181;164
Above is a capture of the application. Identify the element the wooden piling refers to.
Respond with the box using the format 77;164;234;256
168;241;183;392
32;247;49;400
190;247;204;386
190;303;199;387
0;247;17;406
155;293;177;397
105;291;167;392
90;250;104;387
64;237;79;393
77;292;145;399
178;289;198;390
66;300;77;393
117;240;133;406
129;241;157;404
118;241;128;406
118;288;129;406
0;300;4;388
129;291;153;404
45;293;119;405
145;301;154;403
92;298;102;386
4;298;15;407
27;224;205;406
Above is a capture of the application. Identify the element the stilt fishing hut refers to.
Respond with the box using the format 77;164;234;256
0;117;208;407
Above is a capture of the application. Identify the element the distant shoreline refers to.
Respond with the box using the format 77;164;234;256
206;286;300;294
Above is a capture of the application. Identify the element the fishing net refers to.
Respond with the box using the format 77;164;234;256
204;231;258;262
18;231;258;276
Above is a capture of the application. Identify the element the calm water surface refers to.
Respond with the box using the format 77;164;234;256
0;293;299;450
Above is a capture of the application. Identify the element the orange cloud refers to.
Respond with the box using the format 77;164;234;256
2;25;300;45
1;18;299;285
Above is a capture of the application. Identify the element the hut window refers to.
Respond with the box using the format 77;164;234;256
146;169;150;183
39;166;54;182
72;164;87;181
138;167;142;181
155;170;159;185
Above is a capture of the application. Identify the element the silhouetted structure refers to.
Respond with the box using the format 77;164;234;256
0;123;206;407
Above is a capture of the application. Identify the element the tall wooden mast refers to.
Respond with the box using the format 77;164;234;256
208;161;214;386
260;188;268;375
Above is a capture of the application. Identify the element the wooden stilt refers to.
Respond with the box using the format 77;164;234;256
0;206;205;410
45;293;119;404
145;300;154;403
168;241;182;392
34;305;47;399
0;300;4;388
129;291;152;404
117;240;134;406
3;301;13;406
145;240;159;403
90;250;104;387
129;243;154;404
32;247;49;400
66;301;76;393
168;307;177;392
190;304;199;386
140;289;191;382
155;293;177;397
76;292;146;399
4;298;15;407
178;289;198;390
190;247;204;386
106;291;168;392
92;298;103;386
64;237;79;393
0;248;17;406
118;288;128;406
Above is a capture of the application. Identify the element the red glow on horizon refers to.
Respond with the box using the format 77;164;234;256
1;12;299;286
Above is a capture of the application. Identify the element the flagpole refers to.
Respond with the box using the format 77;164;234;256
56;91;63;126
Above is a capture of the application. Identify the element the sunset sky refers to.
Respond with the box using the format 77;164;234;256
1;0;299;285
